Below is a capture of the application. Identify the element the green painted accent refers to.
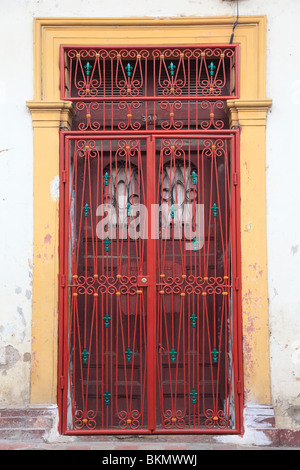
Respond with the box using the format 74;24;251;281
169;348;177;363
191;171;198;186
208;61;216;76
190;313;197;328
104;172;110;186
125;347;133;363
168;62;176;76
81;349;89;364
104;238;111;252
104;390;111;406
84;61;92;76
125;63;133;77
211;203;219;217
211;348;219;363
127;203;132;217
190;388;198;404
103;314;111;328
192;237;199;251
83;203;90;217
170;204;176;219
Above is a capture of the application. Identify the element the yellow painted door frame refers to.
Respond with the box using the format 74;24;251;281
26;16;272;412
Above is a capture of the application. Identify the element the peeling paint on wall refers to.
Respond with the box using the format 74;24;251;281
50;175;59;202
242;260;269;403
44;233;52;244
0;345;20;373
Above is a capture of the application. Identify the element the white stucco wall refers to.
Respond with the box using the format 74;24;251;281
0;0;300;429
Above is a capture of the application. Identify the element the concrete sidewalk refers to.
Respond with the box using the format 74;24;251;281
0;436;298;450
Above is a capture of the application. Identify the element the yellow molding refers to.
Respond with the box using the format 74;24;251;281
227;99;273;108
226;99;273;127
27;15;272;408
33;15;267;26
227;98;272;404
26;101;75;128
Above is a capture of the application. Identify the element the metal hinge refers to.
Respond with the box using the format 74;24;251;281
237;380;242;395
233;173;239;185
60;376;65;390
61;170;67;183
61;274;66;288
235;277;239;291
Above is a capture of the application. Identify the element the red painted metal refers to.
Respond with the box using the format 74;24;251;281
58;45;242;435
60;45;239;133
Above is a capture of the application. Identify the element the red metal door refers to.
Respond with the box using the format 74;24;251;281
153;135;241;432
59;131;242;435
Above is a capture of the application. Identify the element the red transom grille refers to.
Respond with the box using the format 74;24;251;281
60;45;238;133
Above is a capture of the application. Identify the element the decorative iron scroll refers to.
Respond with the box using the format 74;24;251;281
61;45;238;132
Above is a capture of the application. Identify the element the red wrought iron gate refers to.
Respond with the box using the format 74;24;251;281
58;45;243;435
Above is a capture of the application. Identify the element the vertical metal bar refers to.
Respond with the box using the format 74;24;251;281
65;136;72;432
232;130;243;433
235;45;240;98
147;136;156;432
60;46;65;99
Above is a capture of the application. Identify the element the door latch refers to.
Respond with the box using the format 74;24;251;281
137;275;150;286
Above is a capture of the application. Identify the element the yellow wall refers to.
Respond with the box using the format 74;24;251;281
27;16;272;409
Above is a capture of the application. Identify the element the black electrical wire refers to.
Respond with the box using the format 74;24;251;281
229;0;239;44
